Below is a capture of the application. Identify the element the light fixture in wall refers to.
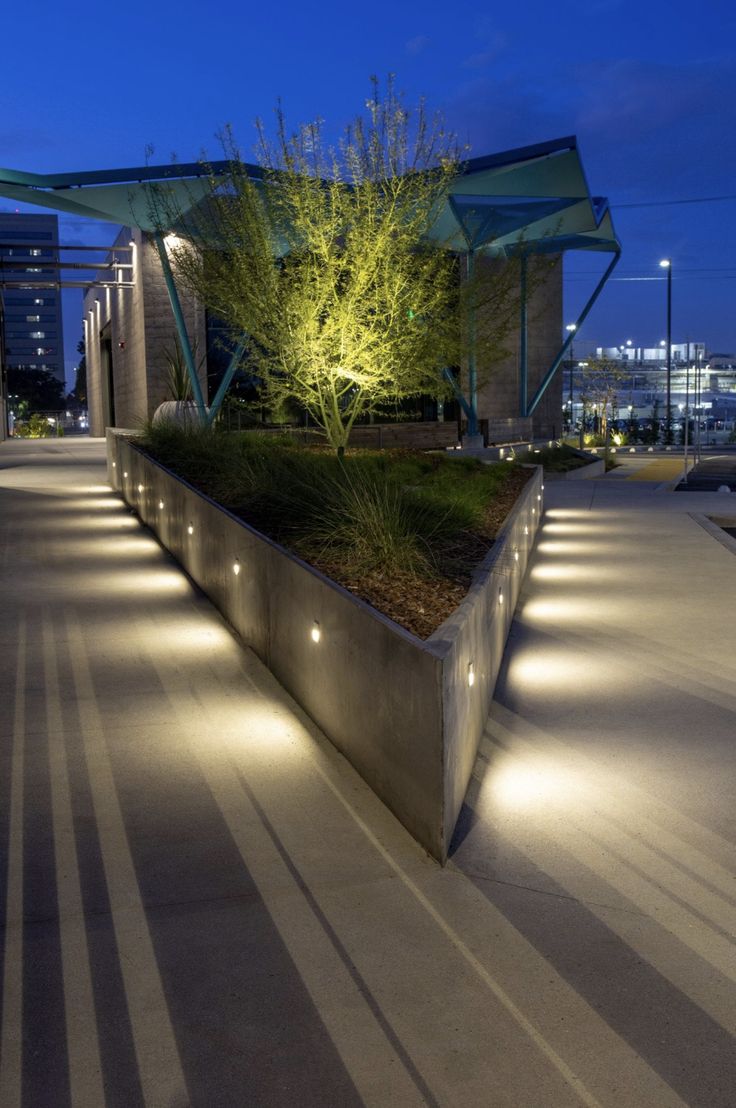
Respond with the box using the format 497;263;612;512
187;523;194;536
514;549;519;562
498;588;504;605
537;494;542;502
233;558;241;576
524;525;529;536
112;461;116;469
468;662;475;687
158;499;164;510
123;471;128;478
311;622;321;643
137;484;143;493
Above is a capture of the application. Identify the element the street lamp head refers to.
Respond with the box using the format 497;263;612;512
565;323;577;333
659;259;671;268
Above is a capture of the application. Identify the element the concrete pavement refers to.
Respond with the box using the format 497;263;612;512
1;438;735;1106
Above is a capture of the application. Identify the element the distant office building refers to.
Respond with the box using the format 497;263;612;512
0;212;65;383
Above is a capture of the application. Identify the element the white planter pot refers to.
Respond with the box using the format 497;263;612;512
152;401;208;427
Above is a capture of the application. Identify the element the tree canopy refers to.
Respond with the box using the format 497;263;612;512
153;79;541;450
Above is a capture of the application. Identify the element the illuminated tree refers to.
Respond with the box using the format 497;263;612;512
159;79;545;452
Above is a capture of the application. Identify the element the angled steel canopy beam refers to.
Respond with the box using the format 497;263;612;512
523;247;621;417
442;368;474;423
153;231;207;422
205;338;248;428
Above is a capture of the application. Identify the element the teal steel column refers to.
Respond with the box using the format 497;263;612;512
154;231;207;422
466;248;478;436
205;337;248;427
519;255;528;417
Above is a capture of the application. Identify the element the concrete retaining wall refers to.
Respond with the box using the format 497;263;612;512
107;430;542;861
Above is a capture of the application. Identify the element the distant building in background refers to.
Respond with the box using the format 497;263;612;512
564;338;736;435
0;212;65;383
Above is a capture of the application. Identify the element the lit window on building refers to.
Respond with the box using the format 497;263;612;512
30;331;46;339
27;315;40;322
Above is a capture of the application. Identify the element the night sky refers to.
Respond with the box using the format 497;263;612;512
2;0;734;389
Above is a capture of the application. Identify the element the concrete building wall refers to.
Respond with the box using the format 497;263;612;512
84;228;206;436
472;254;563;440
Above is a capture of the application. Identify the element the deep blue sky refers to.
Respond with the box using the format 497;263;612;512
2;0;735;387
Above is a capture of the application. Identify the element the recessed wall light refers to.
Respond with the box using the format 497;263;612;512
311;622;321;643
233;559;241;576
468;662;475;687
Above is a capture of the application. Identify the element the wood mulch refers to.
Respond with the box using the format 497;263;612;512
310;467;532;639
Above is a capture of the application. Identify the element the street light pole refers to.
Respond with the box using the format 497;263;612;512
565;323;576;434
660;259;672;443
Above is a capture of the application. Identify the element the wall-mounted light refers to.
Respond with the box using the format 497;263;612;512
537;494;542;502
498;588;504;605
514;549;519;562
123;471;128;478
137;484;143;493
158;499;164;510
112;461;116;469
233;558;241;576
468;662;475;687
187;524;194;535
524;525;529;536
311;622;321;643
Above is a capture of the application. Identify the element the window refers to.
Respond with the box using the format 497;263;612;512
29;248;42;257
30;331;46;339
26;315;40;322
33;298;44;305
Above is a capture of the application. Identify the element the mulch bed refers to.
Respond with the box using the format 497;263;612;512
309;466;531;639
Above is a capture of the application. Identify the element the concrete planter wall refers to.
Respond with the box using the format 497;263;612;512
107;430;542;861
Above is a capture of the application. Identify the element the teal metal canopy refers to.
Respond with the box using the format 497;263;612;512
0;136;620;427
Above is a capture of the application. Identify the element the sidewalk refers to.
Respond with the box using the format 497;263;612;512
1;439;735;1107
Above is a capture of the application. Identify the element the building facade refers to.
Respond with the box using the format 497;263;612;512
82;229;563;441
83;227;206;434
0;212;65;384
